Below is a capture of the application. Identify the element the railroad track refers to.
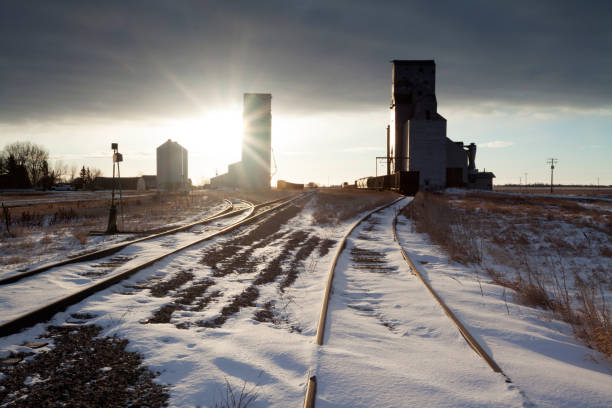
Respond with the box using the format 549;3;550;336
0;198;251;286
303;197;510;408
0;194;304;337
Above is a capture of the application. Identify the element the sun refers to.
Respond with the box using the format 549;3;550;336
199;109;243;160
166;108;243;176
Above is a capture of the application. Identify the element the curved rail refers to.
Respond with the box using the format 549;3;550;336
392;205;507;376
0;199;252;286
0;194;303;337
304;196;404;408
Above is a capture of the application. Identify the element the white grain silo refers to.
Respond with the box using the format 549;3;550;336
156;139;188;191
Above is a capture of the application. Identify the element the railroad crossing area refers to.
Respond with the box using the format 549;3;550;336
1;193;610;407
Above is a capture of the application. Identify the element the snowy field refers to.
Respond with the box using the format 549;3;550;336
493;186;612;200
407;190;612;358
0;189;292;278
1;190;611;407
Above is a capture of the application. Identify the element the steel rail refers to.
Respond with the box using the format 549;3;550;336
0;198;262;286
392;205;506;375
0;194;303;337
303;196;404;408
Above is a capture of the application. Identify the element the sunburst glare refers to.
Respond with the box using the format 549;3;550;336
161;108;243;180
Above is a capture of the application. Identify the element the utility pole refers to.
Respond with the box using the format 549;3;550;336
546;158;558;193
524;172;528;187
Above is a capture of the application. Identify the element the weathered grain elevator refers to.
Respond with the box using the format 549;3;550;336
390;60;447;189
388;60;494;190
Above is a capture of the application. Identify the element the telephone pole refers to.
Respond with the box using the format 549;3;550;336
524;172;528;187
546;158;558;193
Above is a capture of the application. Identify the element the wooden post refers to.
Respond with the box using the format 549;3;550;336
2;203;10;235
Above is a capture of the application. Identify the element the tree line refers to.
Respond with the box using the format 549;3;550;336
0;141;102;190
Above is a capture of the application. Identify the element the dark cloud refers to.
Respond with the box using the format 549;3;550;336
1;0;611;122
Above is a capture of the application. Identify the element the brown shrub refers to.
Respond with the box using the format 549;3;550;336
574;276;612;358
2;255;24;265
600;245;612;258
403;192;482;264
71;228;89;245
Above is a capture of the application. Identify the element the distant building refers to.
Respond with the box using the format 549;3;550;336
277;180;304;190
210;93;272;190
91;176;140;190
137;175;157;191
389;60;494;190
157;139;188;191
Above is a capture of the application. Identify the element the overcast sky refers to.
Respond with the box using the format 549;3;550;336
1;0;611;185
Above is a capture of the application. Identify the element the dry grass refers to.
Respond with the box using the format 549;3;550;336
71;228;89;245
404;191;612;359
494;186;612;198
214;378;258;408
574;276;612;357
404;192;483;264
311;189;399;224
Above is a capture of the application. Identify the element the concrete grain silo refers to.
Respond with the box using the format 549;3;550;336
156;139;188;191
242;93;272;190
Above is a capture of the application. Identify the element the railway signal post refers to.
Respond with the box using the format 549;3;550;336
106;143;124;234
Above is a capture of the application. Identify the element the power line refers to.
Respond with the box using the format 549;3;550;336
546;158;558;193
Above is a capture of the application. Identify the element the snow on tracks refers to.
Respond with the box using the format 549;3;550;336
308;197;527;408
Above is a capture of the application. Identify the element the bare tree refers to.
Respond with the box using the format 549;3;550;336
90;167;103;179
2;141;49;186
52;160;69;183
69;165;78;182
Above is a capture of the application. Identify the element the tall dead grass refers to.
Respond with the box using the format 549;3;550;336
405;192;482;264
71;228;89;245
404;191;612;359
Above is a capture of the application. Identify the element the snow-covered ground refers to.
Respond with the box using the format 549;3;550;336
396;214;612;408
0;200;231;280
1;192;611;407
449;187;612;202
0;203;250;324
314;199;528;407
